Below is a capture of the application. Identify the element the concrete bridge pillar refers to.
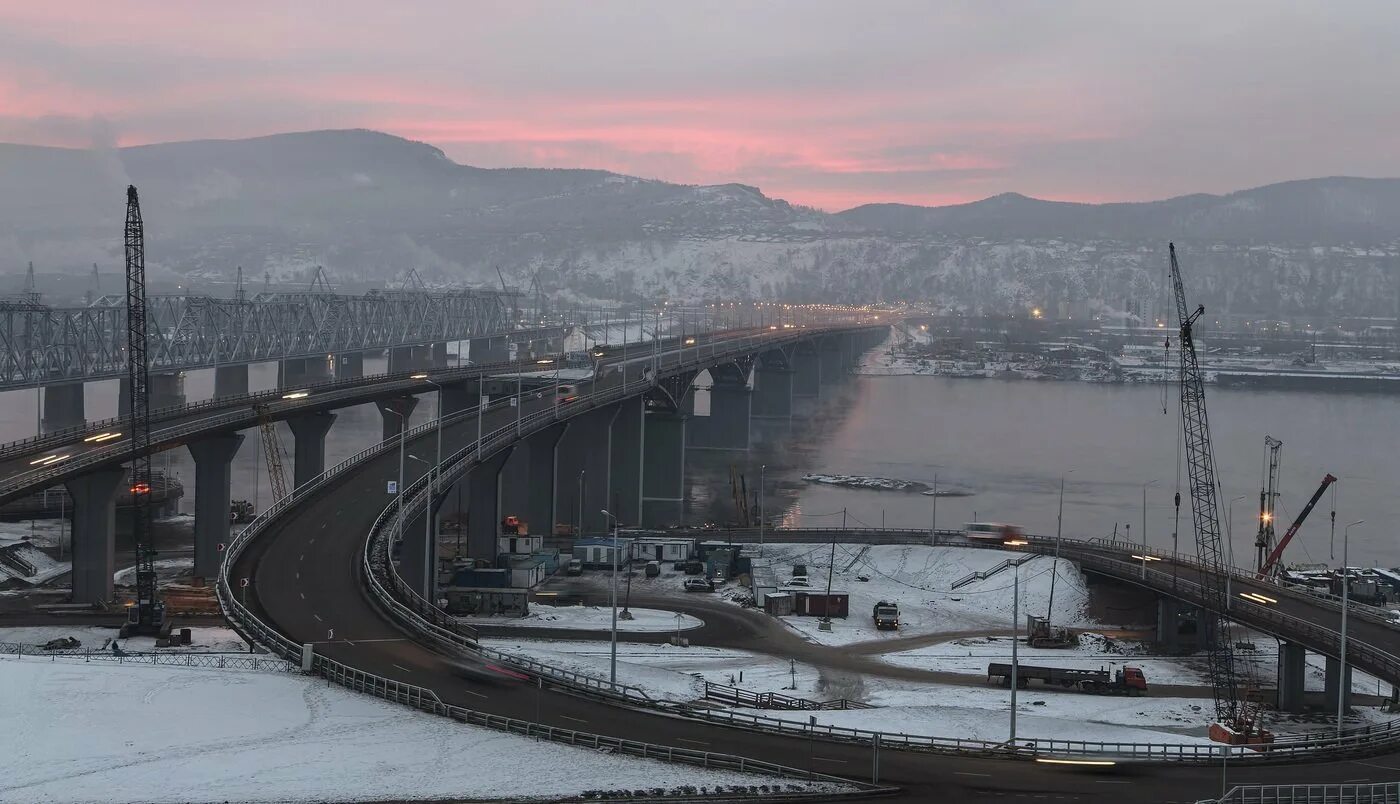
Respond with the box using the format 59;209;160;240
388;346;419;374
466;447;516;564
819;339;846;384
213;364;250;399
687;376;750;452
64;467;127;604
287;412;335;490
607;396;645;525
42;381;86;433
335;352;363;380
186;433;244;581
470;336;510;365
1156;597;1181;652
525;422;567;538
751;362;793;444
1278;641;1307;714
376;396;419;442
641;411;686;528
431;342;449;369
440;382;480;416
792;347;821;402
278;356;332;389
556;404;621;536
120;372;185;416
1325;655;1353;713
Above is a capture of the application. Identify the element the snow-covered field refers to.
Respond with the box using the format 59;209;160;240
755;543;1098;646
485;638;708;701
0;625;249;653
461;604;702;632
0;657;842;803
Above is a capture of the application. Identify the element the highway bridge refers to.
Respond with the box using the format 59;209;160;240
207;319;1400;802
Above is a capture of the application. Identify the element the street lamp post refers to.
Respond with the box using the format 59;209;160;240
1339;519;1364;737
758;464;766;557
386;407;408;582
1142;479;1159;580
1010;562;1020;745
1047;470;1073;620
413;374;444;582
601;509;621;687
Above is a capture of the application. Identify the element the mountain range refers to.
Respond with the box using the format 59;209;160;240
1;129;1397;321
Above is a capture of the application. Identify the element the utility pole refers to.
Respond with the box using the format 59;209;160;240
929;473;937;545
758;464;766;558
1010;564;1019;746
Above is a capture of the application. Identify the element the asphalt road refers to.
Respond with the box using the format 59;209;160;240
239;328;1400;803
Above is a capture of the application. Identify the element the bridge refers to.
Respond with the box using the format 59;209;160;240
207;318;1400;802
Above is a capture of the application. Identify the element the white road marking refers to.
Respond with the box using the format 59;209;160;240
559;715;588;724
295;572;299;579
1350;760;1400;770
675;738;709;747
1094;781;1130;785
299;554;304;562
814;757;847;764
299;592;305;599
954;772;991;777
459;688;488;699
313;614;322;622
392;663;412;673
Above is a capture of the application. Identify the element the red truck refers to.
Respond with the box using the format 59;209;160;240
987;663;1148;696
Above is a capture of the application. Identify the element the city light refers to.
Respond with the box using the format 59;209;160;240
1240;591;1277;605
410;373;429;379
29;454;59;465
1035;758;1117;767
281;391;309;400
1130;554;1162;562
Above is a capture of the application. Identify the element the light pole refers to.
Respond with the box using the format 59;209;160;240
476;374;484;460
1010;562;1020;746
601;509;621;687
412;374;443;579
758;464;766;557
1339;519;1364;737
386;407;408;580
1142;479;1159;580
1048;470;1073;621
929;473;938;545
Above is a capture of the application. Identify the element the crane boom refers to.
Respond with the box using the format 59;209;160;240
1255;436;1282;573
1259;474;1338;578
1169;243;1239;725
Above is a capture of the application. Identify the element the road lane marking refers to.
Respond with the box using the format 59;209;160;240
313;614;322;622
299;554;304;562
393;663;412;673
813;757;847;764
559;715;588;724
954;772;991;777
675;738;709;747
1094;781;1130;785
295;572;300;579
299;592;305;599
459;688;489;699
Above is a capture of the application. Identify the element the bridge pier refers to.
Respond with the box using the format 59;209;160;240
1278;641;1307;714
278;356;332;389
470;336;510;365
1325;655;1353;713
607;396;645;525
120;372;185;416
287;412;335;490
439;382;479;416
187;433;244;581
431;342;449;369
376;396;419;442
640;411;686;528
465;447;516;565
1156;597;1181;653
792;345;821;412
524;422;567;537
42;381;86;433
213;364;249;399
751;357;793;444
686;372;750;452
819;337;847;385
556;405;621;536
334;352;363;380
64;467;126;604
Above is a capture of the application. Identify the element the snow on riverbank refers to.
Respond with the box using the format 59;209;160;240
757;543;1097;646
802;473;930;493
461;604;702;632
0;625;249;653
0;657;840;802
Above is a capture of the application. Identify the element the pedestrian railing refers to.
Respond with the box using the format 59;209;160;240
1201;782;1400;804
704;682;871;711
0;641;297;672
949;555;1035;590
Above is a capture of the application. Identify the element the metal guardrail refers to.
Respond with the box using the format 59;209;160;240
214;327;888;796
0;543;36;577
704;683;871;711
0;641;297;672
949;555;1033;590
1202;783;1400;804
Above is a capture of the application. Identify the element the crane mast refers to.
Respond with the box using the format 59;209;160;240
1169;243;1239;726
123;185;165;636
1255;436;1282;573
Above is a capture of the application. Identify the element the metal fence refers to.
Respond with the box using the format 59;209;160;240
1203;783;1400;804
704;683;871;711
0;641;297;672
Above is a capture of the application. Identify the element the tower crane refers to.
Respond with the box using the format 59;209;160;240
121;185;166;637
1169;243;1256;739
1255;436;1282;573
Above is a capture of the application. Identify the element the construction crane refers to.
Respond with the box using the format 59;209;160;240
254;405;290;502
121;185;166;637
1258;474;1338;578
1169;243;1249;737
1255;436;1283;573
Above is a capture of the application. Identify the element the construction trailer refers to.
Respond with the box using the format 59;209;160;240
793;590;850;618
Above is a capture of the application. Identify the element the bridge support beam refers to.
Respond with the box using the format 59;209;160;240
440;382;479;416
466;447;516;564
398;499;442;603
470;336;510;365
120;372;185;416
1156;597;1181;653
377;396;419;442
1325;655;1353;713
641;411;686;528
751;364;793;444
278;356;332;389
819;338;847;385
187;433;244;581
287;412;335;490
556;405;621;536
64;467;126;604
524;422;567;538
1278;641;1307;714
213;364;249;399
607;396;644;525
431;342;449;369
334;352;363;380
687;377;750;452
792;347;821;405
42;381;86;433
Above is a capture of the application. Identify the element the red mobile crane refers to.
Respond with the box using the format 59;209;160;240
1257;474;1338;579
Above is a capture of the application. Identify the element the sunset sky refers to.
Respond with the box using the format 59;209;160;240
2;1;1397;211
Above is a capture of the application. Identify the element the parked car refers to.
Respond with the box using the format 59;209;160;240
644;560;660;578
787;575;812;588
683;577;715;592
565;558;583;576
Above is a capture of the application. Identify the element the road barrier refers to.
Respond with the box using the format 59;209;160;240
704;682;872;711
1200;782;1400;804
0;641;297;672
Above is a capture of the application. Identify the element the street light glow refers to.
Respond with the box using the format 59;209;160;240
281;391;309;400
410;373;429;379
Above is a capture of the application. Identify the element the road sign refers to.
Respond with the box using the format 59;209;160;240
387;480;398;494
240;578;250;588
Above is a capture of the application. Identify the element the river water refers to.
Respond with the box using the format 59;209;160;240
772;375;1400;570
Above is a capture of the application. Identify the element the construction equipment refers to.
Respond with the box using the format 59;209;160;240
1255;436;1282;573
1026;614;1077;648
987;663;1147;696
872;601;900;630
729;466;751;527
229;500;256;524
121;186;166;638
1169;243;1261;742
1258;474;1338;579
254;405;290;502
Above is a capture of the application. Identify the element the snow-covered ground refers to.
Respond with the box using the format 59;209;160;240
0;657;836;803
485;638;708;701
112;557;193;586
0;519;67;552
755;543;1097;646
0;625;249;653
461;604;702;632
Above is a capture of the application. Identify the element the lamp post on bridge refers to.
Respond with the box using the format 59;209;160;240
1339;519;1364;737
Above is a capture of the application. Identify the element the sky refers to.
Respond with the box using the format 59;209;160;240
1;1;1398;211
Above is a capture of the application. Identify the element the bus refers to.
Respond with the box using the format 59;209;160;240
964;522;1027;546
